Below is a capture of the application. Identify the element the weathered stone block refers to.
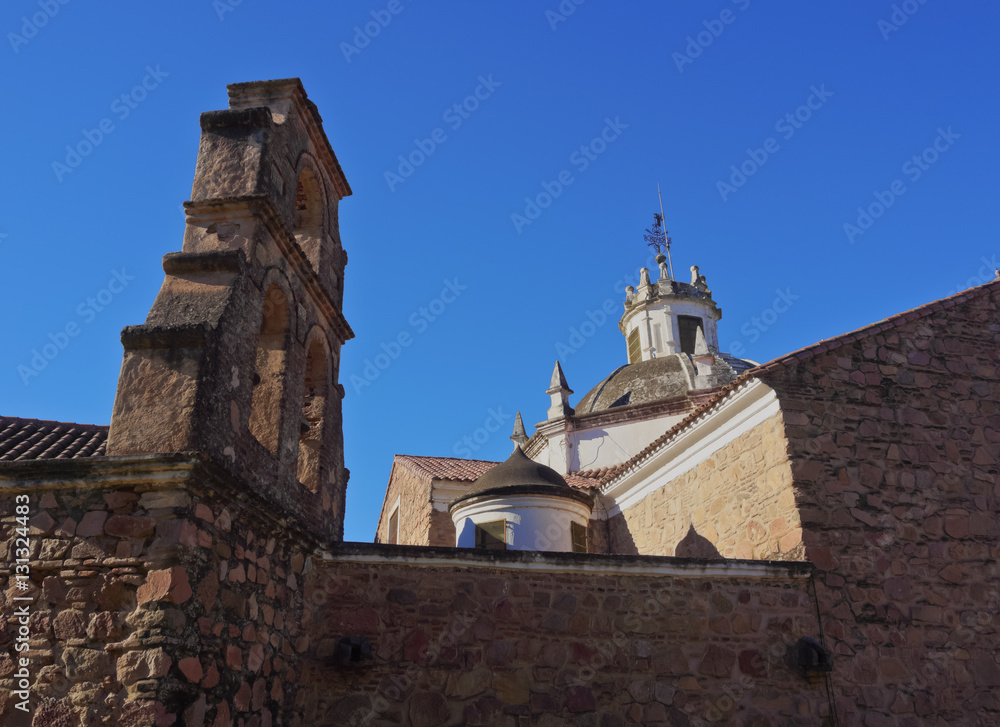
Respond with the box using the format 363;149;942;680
62;647;111;681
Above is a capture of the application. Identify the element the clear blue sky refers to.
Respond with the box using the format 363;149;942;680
2;1;998;542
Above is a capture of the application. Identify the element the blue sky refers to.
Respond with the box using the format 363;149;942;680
2;1;998;542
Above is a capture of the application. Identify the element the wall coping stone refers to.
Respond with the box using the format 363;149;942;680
324;542;813;579
0;452;324;550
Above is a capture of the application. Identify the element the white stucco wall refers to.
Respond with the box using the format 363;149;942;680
452;494;592;552
532;411;691;474
570;412;690;472
622;298;720;359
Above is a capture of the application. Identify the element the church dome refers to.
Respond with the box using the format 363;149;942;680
451;445;590;508
576;355;693;414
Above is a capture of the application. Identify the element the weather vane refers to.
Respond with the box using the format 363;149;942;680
643;183;675;279
643;213;669;255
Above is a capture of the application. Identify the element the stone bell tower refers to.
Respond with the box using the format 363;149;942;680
106;78;353;541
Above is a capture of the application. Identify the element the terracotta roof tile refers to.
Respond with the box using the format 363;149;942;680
600;278;1000;488
575;466;621;481
560;472;602;490
394;455;600;490
394;455;498;482
0;417;108;462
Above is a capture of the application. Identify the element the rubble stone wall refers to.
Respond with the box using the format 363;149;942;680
0;460;320;727
303;545;830;727
759;286;1000;725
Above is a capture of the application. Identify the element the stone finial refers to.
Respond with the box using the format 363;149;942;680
692;325;720;383
546;361;574;420
548;361;571;393
510;411;529;448
690;265;710;294
656;254;670;282
639;268;651;288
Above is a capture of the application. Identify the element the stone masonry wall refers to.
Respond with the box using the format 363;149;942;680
302;545;832;727
377;462;433;546
427;504;456;548
0;458;321;727
177;475;318;727
759;284;1000;725
608;410;802;561
0;482;174;727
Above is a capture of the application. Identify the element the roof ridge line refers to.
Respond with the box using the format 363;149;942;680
752;278;1000;374
600;278;1000;488
0;415;109;430
394;453;501;464
599;374;759;487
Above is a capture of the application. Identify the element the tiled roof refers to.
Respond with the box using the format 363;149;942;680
599;278;1000;487
575;466;621;481
0;417;109;462
394;454;601;490
394;455;498;482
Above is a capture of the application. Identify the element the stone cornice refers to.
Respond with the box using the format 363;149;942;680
183;195;354;342
0;452;200;489
569;389;717;430
0;452;324;550
227;78;352;199
323;542;813;580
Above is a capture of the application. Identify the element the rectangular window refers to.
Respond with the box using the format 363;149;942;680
627;328;642;364
571;522;588;553
388;506;399;545
678;315;704;355
475;520;507;550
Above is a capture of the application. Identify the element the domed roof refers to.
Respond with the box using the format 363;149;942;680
576;355;694;414
450;446;592;509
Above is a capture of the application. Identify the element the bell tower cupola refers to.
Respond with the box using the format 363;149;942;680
620;214;722;363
